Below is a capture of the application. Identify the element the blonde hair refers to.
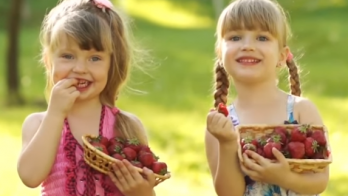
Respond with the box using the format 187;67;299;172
213;0;301;107
40;0;146;144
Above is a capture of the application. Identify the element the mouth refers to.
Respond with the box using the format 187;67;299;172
236;57;261;65
76;79;92;89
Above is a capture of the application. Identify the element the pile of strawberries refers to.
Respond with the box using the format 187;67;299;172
89;136;168;175
240;125;330;160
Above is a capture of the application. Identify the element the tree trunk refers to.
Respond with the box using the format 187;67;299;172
6;0;24;105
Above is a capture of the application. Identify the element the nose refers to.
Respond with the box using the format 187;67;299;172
73;60;87;73
241;36;255;51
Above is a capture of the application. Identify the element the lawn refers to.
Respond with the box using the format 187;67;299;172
0;0;347;195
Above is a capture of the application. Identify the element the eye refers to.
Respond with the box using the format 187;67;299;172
230;36;241;41
90;56;101;62
257;36;268;41
61;54;74;59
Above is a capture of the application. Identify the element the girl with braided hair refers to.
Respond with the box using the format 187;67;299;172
17;0;156;195
205;0;329;195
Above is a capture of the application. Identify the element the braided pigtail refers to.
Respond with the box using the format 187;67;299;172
286;59;301;96
213;60;230;108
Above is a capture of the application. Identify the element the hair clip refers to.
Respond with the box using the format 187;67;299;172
93;0;113;12
287;51;293;62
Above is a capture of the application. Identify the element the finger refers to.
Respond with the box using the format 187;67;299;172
59;78;79;88
118;160;135;183
123;159;143;182
245;150;268;166
67;86;77;93
243;153;264;172
240;163;259;179
272;147;287;163
142;167;156;186
112;163;129;190
108;171;124;192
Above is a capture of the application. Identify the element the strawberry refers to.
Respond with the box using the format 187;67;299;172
217;103;229;117
274;126;287;136
152;162;168;175
112;153;125;161
256;148;264;157
288;141;305;159
304;137;319;157
310;130;326;146
131;160;143;168
242;143;256;154
93;135;109;147
281;145;290;158
312;151;325;159
109;137;125;146
125;138;141;152
139;152;156;168
122;147;137;161
91;142;108;154
257;137;267;147
240;137;258;148
272;130;287;146
290;125;308;142
263;139;281;159
107;142;124;155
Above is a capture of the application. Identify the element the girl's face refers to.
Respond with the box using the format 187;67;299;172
50;35;111;102
221;29;288;84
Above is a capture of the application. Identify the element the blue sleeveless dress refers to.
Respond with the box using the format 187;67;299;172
228;95;318;196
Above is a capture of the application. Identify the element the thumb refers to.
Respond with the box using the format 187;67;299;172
272;147;286;163
143;167;156;186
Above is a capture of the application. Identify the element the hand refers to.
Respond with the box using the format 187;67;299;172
206;110;237;143
109;160;156;196
240;148;291;185
47;78;80;117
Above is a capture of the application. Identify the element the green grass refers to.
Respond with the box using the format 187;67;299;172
1;0;348;195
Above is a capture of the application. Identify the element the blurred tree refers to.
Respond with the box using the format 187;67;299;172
6;0;24;105
213;0;224;19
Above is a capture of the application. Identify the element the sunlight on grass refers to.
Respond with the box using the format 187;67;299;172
123;0;213;29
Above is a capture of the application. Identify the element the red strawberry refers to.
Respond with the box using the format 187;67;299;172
272;131;287;146
257;137;267;147
152;162;168;175
91;142;108;154
288;141;305;159
263;139;281;159
290;125;308;142
256;148;264;157
93;135;109;147
240;137;258;148
310;130;326;146
112;153;125;161
122;147;137;161
242;143;256;154
139;152;156;168
107;142;124;155
125;138;141;152
109;137;125;146
131;161;143;168
312;151;325;159
274;126;287;136
304;137;319;157
217;103;229;117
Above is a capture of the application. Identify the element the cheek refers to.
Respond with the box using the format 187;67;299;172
52;64;70;84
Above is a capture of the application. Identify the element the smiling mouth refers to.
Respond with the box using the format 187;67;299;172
76;79;91;88
236;58;261;63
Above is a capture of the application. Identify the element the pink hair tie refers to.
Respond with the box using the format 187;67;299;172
111;107;119;115
287;51;293;62
93;0;113;12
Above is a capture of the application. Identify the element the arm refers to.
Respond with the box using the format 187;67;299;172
205;131;245;196
17;111;65;188
280;97;329;194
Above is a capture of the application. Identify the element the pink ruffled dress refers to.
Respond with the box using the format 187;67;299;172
41;106;124;196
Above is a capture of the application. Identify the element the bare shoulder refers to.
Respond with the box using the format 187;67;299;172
293;96;324;125
21;111;46;151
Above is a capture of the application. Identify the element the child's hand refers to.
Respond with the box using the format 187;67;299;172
206;110;237;143
109;160;156;196
48;78;80;117
240;148;291;185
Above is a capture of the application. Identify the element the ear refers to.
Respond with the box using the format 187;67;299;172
279;46;290;66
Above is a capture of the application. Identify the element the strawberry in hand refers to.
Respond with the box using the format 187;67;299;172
217;103;229;117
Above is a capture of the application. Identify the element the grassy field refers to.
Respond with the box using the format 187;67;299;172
0;0;348;195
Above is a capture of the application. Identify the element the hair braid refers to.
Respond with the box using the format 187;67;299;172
286;59;301;96
213;60;230;108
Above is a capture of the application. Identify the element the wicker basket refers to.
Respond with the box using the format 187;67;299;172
82;134;171;185
236;124;332;173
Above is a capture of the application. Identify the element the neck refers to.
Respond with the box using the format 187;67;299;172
233;79;283;107
68;97;103;118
